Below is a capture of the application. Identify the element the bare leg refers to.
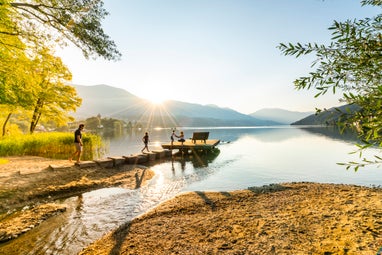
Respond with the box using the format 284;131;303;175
69;151;77;162
76;151;81;163
70;150;81;163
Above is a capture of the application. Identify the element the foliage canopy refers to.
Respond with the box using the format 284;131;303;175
0;0;121;60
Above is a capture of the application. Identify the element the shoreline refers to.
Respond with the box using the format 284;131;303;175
1;157;382;254
0;156;154;246
80;182;382;255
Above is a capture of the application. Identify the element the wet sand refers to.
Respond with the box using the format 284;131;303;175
0;156;154;243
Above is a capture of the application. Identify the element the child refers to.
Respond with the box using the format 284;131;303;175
170;130;176;146
141;132;150;152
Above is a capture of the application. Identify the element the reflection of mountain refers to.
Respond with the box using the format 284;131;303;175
172;148;220;168
298;126;360;144
241;127;306;143
202;127;306;143
206;126;360;144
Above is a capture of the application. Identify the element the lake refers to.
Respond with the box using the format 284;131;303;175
106;125;382;189
2;126;382;254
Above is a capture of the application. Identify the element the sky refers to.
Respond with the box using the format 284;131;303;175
57;0;380;114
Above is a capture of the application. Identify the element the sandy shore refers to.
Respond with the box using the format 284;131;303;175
80;182;382;255
1;157;382;254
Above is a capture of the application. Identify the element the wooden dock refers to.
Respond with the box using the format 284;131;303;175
161;139;220;154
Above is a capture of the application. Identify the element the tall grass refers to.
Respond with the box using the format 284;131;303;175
0;132;104;160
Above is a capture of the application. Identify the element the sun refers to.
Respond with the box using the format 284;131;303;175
148;96;166;105
144;89;170;105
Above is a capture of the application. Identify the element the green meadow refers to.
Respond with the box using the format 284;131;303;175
0;133;103;161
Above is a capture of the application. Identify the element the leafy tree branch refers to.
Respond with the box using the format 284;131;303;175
278;0;382;169
0;0;121;60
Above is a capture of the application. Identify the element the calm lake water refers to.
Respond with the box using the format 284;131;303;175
106;125;382;189
2;126;382;254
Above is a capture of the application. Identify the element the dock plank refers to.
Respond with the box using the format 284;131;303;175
161;139;220;150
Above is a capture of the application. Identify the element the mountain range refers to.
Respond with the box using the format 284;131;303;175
249;108;313;125
291;104;361;125
72;84;315;126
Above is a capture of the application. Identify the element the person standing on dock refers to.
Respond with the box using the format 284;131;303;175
69;124;84;163
141;132;150;153
170;130;176;146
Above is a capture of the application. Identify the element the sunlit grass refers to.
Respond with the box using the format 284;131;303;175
0;132;104;160
0;158;8;165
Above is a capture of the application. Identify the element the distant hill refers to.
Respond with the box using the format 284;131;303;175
72;84;280;127
291;104;361;125
73;84;144;118
250;108;313;124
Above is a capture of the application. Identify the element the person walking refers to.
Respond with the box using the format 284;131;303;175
69;124;84;163
141;132;150;153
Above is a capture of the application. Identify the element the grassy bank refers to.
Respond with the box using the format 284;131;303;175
0;132;104;160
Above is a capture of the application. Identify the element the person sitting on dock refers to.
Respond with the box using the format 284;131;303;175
176;131;186;145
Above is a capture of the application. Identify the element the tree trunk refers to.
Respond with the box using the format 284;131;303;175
30;98;43;134
2;112;12;136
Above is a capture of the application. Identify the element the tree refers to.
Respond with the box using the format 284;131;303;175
0;0;119;135
278;0;382;169
0;0;121;60
0;30;38;135
28;48;82;134
85;116;101;130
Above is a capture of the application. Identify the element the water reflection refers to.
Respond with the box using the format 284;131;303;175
299;126;360;144
103;126;302;157
171;148;220;169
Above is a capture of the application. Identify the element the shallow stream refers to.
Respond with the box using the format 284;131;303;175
0;153;220;254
